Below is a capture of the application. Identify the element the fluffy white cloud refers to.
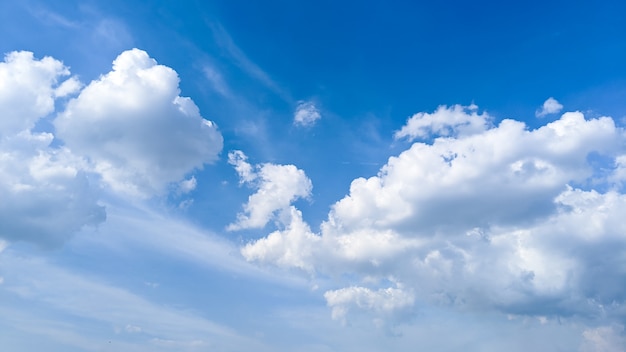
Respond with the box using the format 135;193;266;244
0;51;105;246
0;49;222;246
228;151;312;230
536;97;564;117
0;51;79;136
394;104;489;141
241;206;320;271
294;101;321;127
55;48;223;197
242;105;626;326
324;285;415;326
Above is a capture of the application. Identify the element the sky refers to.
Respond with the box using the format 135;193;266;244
0;1;625;351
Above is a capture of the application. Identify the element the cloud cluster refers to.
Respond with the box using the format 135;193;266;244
228;151;312;231
0;49;222;246
241;105;626;328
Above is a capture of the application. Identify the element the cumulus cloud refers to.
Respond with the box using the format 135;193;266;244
294;101;321;127
324;285;415;326
394;104;489;141
0;51;78;136
55;48;223;197
0;51;105;246
536;97;564;117
0;49;222;246
227;151;312;231
242;104;626;326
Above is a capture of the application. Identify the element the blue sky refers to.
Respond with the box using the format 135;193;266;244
0;1;625;351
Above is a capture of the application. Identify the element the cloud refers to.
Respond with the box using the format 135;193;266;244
0;49;223;246
242;105;626;326
580;325;626;352
394;104;489;141
241;206;320;271
178;176;197;194
324;285;415;326
55;48;223;197
0;253;269;352
0;51;105;246
536;97;564;117
227;151;312;230
294;101;321;127
209;23;289;101
0;51;75;136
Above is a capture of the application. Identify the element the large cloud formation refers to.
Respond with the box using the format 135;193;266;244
0;49;222;245
0;51;104;246
55;48;223;197
241;105;626;331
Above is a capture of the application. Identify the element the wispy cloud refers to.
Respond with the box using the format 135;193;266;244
0;253;268;351
208;22;291;102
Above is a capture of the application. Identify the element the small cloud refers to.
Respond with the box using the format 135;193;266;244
294;101;321;127
125;324;142;333
178;177;197;194
202;64;230;97
144;281;159;288
178;199;194;210
536;97;563;117
227;150;312;231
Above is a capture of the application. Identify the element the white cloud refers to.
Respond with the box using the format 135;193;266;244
55;48;223;197
580;325;626;352
228;150;255;184
227;151;312;230
125;324;143;333
178;176;197;194
394;104;489;141
1;49;224;246
294;101;321;127
241;206;320;272
242;105;626;325
536;97;564;117
0;51;75;135
0;51;105;246
324;285;415;326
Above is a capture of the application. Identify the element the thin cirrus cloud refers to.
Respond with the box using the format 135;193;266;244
0;49;223;246
0;252;269;352
240;104;626;327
